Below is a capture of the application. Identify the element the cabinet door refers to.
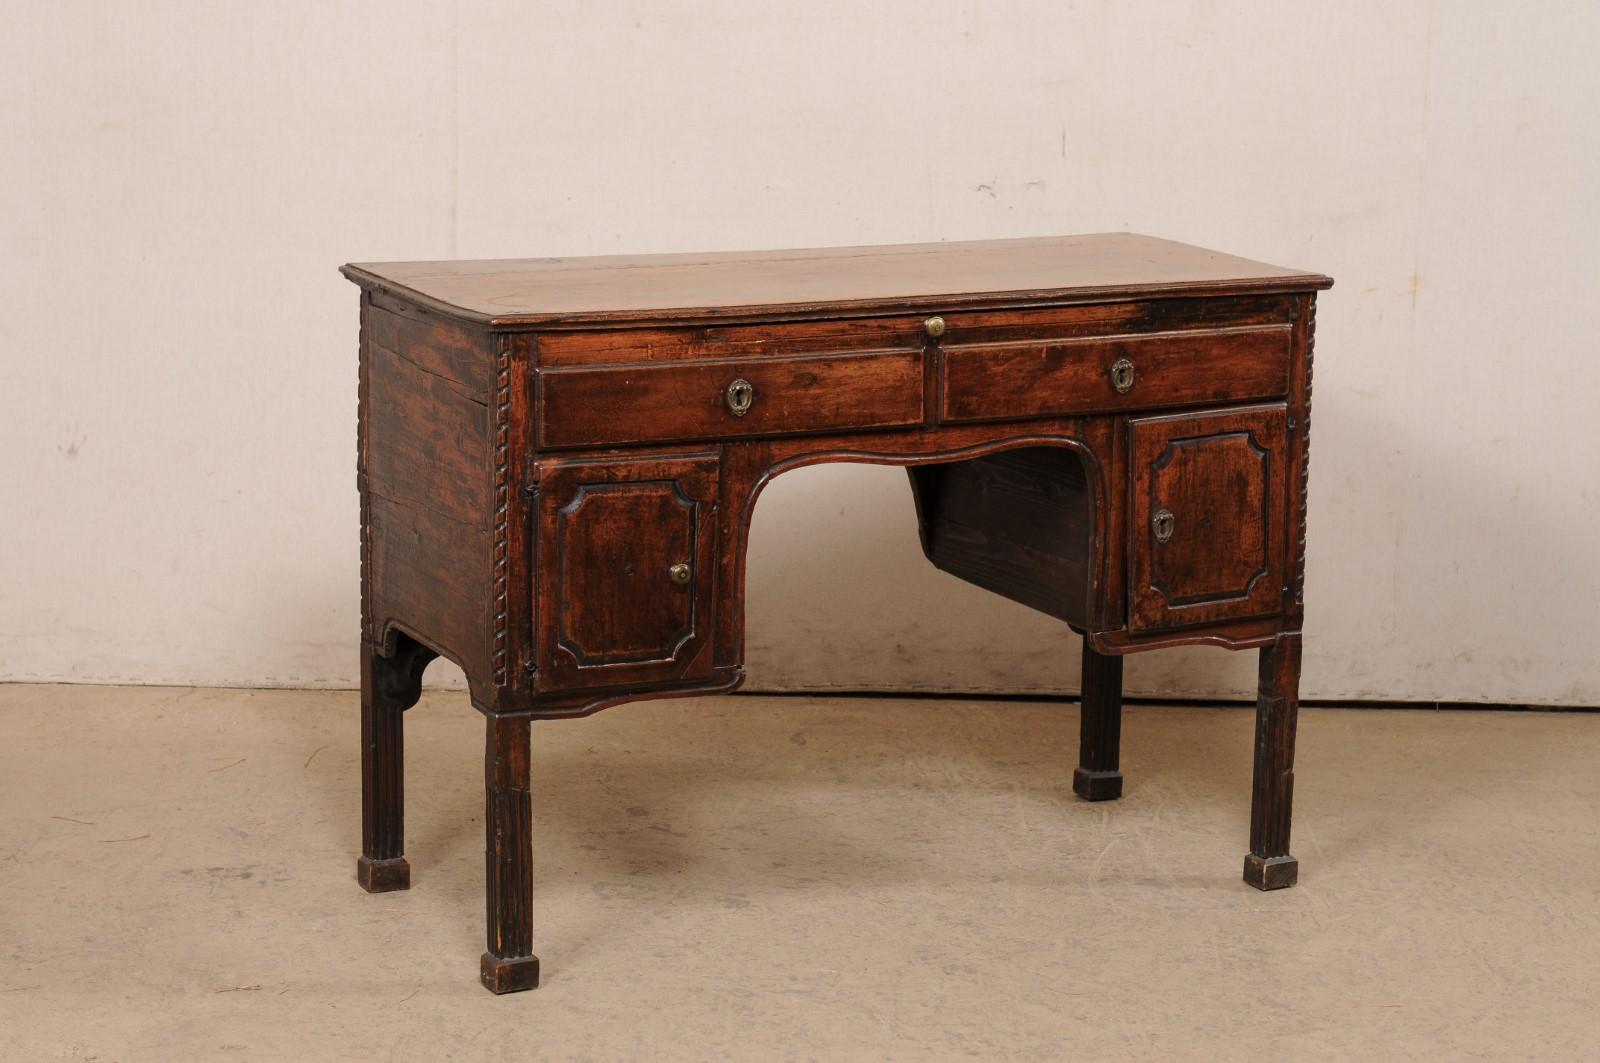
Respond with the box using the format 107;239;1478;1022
534;454;718;692
1127;406;1287;632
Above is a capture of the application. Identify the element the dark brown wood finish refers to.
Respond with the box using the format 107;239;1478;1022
1073;644;1125;801
343;233;1330;992
538;348;925;448
482;714;539;992
342;233;1327;326
940;324;1290;424
356;635;435;893
358;293;498;704
909;446;1097;628
1127;405;1289;632
1245;634;1303;890
532;454;720;691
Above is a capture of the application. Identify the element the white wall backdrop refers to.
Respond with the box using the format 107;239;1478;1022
3;2;1597;704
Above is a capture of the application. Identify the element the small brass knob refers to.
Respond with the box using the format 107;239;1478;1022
1109;358;1136;394
668;562;692;586
1152;508;1176;544
725;378;754;417
923;316;946;339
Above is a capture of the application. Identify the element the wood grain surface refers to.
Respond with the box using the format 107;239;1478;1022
941;324;1291;423
1126;405;1289;632
346;232;1330;990
538;350;925;448
342;233;1330;327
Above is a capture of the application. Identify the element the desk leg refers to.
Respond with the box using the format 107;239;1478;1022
1073;643;1124;801
481;714;540;993
1244;634;1301;890
357;638;432;893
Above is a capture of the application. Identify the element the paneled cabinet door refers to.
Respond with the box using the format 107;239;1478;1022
1127;406;1288;632
533;454;719;692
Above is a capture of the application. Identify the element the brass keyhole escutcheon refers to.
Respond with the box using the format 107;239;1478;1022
1109;358;1136;394
725;378;754;416
923;315;946;339
668;562;692;586
1152;508;1176;544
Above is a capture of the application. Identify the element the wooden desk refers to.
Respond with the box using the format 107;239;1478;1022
342;233;1332;994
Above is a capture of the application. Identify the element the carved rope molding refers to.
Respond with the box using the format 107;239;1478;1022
1295;295;1316;607
491;338;513;691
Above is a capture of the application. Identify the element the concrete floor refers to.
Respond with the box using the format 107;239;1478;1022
2;686;1599;1062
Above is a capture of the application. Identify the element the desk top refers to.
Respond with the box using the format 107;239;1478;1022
342;232;1332;328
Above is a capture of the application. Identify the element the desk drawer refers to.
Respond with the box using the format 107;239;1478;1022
537;349;925;448
940;324;1291;423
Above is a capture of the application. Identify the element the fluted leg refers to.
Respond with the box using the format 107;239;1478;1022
357;637;433;892
1073;643;1124;801
481;714;540;993
1243;634;1302;890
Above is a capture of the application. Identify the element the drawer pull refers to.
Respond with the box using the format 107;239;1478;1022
724;378;755;417
1109;358;1136;394
923;315;946;339
668;562;692;586
1152;508;1176;544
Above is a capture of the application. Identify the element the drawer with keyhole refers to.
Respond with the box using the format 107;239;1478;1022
535;348;924;449
939;323;1292;424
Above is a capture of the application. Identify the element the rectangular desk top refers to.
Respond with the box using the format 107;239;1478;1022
342;232;1332;329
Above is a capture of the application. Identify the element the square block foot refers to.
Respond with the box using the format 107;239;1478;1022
1072;768;1123;802
356;856;410;893
481;952;541;994
1243;853;1299;891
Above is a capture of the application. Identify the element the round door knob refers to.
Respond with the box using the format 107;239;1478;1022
668;562;692;585
725;378;754;417
923;315;946;339
1152;508;1176;544
1109;358;1136;394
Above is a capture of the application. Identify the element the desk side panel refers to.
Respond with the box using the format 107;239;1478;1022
359;292;499;701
